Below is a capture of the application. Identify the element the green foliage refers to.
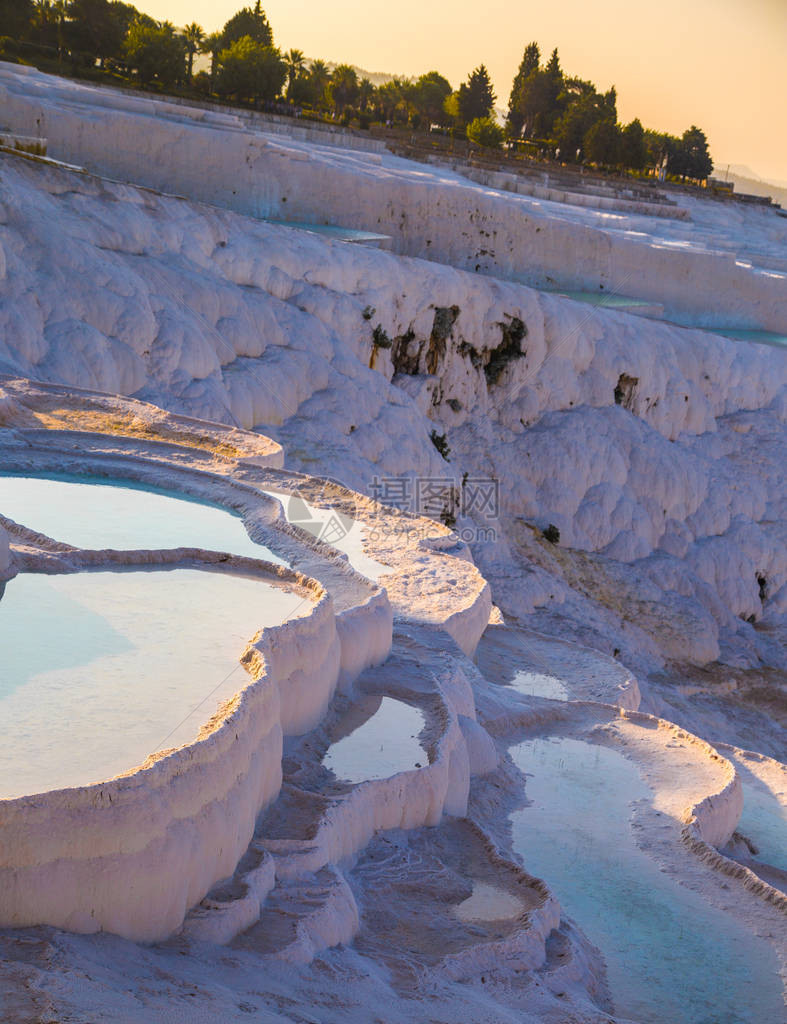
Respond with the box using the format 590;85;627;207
296;57;330;108
411;70;452;127
182;22;203;82
200;30;222;83
620;118;646;170
507;47;564;141
124;19;185;86
442;90;459;125
675;125;713;180
376;76;411;123
220;2;272;50
506;41;539;136
506;39;712;175
643;124;712;181
192;69;211;93
584;115;619;165
283;47;304;98
0;0;34;38
216;35;285;102
467;116;503;149
329;63;358;114
456;64;495;126
553;87;606;160
1;1;716;187
66;0;127;64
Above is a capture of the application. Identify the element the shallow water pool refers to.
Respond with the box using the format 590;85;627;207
323;696;426;783
0;567;305;797
0;474;287;564
508;669;568;700
556;289;657;310
510;735;783;1024
454;882;525;923
738;778;787;873
716;328;787;349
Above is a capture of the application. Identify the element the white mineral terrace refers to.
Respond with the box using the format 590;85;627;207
0;63;784;1024
1;62;785;332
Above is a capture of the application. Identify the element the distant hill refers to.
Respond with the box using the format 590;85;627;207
714;164;787;207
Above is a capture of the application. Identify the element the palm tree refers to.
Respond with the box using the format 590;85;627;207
307;58;330;109
183;22;204;84
377;77;412;124
329;64;359;116
32;0;53;34
358;77;375;113
284;47;305;97
32;0;65;59
201;31;222;89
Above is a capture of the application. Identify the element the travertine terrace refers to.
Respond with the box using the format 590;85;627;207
0;61;784;1024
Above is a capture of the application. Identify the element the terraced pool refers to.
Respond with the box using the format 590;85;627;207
323;696;426;783
0;567;304;797
510;735;783;1024
0;474;287;564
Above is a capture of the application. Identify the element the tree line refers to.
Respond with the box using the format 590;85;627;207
1;1;713;181
505;43;712;181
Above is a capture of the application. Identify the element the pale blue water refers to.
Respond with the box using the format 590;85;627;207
738;779;787;872
716;328;787;349
323;696;426;783
0;568;305;797
556;289;657;310
510;736;783;1024
0;473;287;564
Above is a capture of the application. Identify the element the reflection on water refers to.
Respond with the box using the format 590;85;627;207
0;568;303;796
323;696;426;783
510;736;783;1024
0;474;287;564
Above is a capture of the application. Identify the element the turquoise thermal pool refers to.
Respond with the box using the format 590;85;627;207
509;736;783;1024
737;779;787;873
555;289;658;310
0;474;287;564
323;696;426;783
263;489;390;580
716;328;787;349
0;568;305;797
